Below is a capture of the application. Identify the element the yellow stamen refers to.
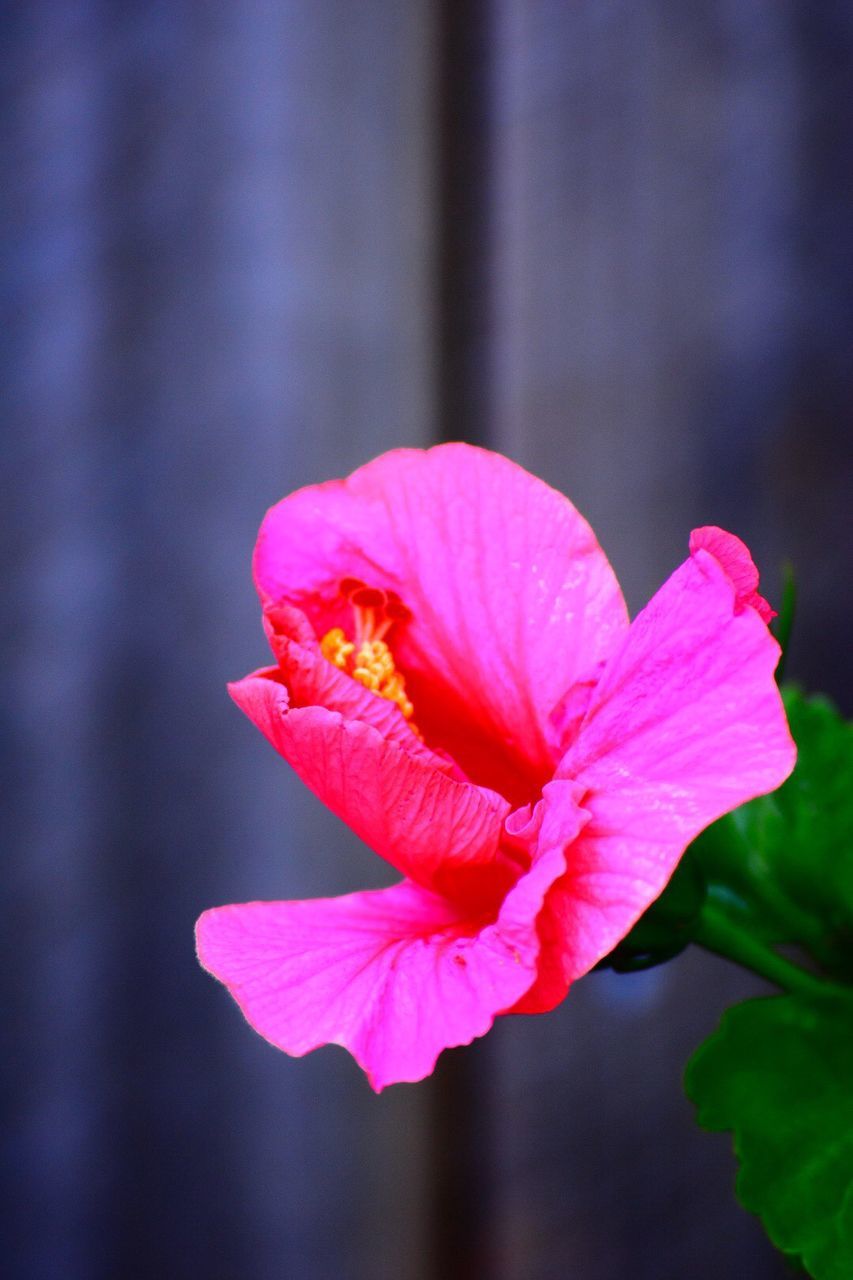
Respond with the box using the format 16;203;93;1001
320;627;355;669
320;610;419;736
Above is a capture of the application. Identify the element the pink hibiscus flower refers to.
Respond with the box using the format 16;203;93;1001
196;445;795;1090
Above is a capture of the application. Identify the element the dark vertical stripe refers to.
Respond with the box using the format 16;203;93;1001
427;3;497;1278
435;0;495;448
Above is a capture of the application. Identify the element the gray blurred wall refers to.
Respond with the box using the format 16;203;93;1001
4;3;852;1279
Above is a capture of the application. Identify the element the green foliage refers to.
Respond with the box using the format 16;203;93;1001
685;689;853;1279
600;688;853;1274
686;993;853;1280
691;689;853;976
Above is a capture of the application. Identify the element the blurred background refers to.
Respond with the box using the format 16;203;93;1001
4;2;852;1278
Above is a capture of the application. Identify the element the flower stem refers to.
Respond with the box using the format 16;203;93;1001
695;902;850;1002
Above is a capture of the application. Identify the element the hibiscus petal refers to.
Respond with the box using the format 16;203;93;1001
507;780;595;1014
196;831;574;1090
524;541;796;1010
689;525;776;623
228;669;511;896
263;602;450;770
253;445;628;781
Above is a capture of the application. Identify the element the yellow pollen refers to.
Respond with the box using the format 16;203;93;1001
320;627;354;669
353;640;416;722
320;626;419;735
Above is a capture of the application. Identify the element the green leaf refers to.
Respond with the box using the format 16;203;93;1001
685;690;853;1275
686;993;853;1280
690;688;853;976
771;690;853;940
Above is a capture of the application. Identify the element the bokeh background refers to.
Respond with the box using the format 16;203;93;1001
5;3;853;1278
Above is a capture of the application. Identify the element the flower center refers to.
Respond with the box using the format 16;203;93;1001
320;580;420;734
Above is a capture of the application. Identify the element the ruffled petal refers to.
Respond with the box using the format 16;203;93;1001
689;526;775;623
228;669;511;898
506;780;595;1014
195;830;574;1090
253;445;628;783
522;542;795;1012
263;602;451;771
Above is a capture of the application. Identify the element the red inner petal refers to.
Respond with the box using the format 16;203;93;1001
403;665;552;809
